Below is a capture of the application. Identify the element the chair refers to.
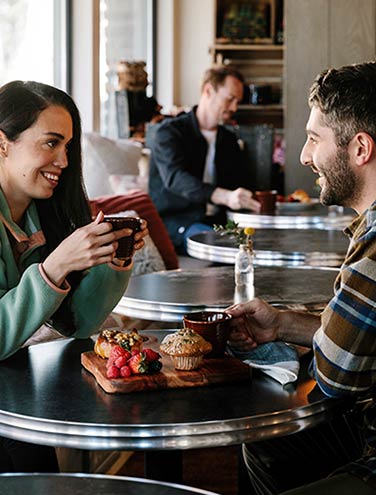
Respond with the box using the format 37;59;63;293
81;132;145;198
226;124;275;191
115;90;162;139
115;90;130;139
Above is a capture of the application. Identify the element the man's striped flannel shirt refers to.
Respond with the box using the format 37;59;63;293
312;200;376;397
311;201;376;485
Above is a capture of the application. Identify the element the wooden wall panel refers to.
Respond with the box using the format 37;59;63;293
284;0;329;195
329;0;376;66
285;0;376;195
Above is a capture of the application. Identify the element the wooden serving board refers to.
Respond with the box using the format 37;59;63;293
81;337;251;394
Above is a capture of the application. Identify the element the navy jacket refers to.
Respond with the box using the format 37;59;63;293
148;108;252;248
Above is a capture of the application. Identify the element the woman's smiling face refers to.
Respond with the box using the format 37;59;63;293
0;105;73;210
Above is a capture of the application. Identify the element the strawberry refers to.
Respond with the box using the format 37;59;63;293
120;365;132;378
107;365;120;379
143;348;161;362
127;353;149;374
131;349;141;356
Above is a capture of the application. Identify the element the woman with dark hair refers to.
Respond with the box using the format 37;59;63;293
0;80;148;471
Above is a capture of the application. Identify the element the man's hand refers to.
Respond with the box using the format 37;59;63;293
211;187;261;212
225;298;281;351
226;298;321;349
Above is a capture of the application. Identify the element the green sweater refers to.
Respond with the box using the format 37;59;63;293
0;191;131;360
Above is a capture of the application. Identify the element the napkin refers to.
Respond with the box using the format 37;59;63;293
227;341;300;385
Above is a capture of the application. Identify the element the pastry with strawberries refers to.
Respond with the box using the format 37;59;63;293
94;328;145;359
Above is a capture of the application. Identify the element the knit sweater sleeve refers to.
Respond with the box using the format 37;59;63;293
0;262;69;360
69;263;131;339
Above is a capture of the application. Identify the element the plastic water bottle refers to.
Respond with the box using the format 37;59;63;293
234;244;254;296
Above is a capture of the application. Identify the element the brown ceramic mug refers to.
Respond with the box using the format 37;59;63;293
254;190;278;214
183;311;232;358
104;216;142;261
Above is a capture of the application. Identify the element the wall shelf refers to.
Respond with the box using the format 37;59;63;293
212;1;285;129
211;43;284;51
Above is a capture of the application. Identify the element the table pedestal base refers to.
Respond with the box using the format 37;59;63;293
145;450;183;482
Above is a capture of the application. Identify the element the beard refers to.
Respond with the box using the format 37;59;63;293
319;146;362;207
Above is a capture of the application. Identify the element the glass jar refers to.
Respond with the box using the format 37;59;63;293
234;243;254;291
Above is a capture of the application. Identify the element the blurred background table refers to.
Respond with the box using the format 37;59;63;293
115;266;338;322
0;473;220;495
187;230;348;268
227;204;354;230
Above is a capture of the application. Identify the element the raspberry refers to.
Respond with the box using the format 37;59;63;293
143;348;161;362
106;357;115;369
107;365;120;379
110;345;128;361
114;356;127;368
120;365;132;378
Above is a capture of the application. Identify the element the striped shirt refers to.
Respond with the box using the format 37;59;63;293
312;200;376;485
312;200;376;398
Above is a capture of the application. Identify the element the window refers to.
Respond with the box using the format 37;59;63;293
99;0;155;137
0;0;70;91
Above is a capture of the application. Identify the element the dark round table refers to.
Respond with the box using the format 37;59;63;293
0;473;219;495
115;266;338;321
0;335;351;489
227;204;354;230
0;335;347;451
187;230;348;268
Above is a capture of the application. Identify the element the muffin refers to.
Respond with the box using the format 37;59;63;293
160;328;212;370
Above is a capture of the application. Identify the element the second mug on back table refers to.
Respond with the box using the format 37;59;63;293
254;190;277;214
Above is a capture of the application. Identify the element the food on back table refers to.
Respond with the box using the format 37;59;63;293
287;189;311;203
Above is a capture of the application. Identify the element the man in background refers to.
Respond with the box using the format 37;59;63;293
148;65;260;252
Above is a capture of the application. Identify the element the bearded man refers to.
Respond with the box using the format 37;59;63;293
226;61;376;495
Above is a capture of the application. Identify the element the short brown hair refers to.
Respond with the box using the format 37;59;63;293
309;61;376;146
201;65;244;92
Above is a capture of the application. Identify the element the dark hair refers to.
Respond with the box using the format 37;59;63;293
309;61;376;146
201;65;244;92
0;80;92;335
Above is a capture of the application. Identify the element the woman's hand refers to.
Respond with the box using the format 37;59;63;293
41;212;148;286
225;298;281;351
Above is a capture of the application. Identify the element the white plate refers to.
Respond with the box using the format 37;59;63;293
276;198;320;212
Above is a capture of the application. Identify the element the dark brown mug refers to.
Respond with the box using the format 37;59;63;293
254;190;278;214
183;311;232;358
104;216;142;261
